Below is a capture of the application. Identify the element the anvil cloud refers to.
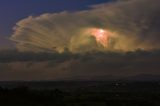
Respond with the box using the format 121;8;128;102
10;0;160;53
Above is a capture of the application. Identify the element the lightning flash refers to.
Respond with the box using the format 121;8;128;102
88;28;115;47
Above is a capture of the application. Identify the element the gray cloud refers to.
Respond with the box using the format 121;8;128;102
0;50;160;80
10;0;160;53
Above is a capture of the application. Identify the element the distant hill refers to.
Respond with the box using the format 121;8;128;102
121;74;160;81
62;74;160;81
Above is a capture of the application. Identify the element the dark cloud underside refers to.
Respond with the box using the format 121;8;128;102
0;50;159;80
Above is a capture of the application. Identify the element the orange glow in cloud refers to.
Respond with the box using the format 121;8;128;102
89;28;114;47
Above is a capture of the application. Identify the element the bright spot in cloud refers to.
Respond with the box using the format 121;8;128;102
88;28;114;48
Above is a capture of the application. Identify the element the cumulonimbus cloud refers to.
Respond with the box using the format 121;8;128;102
10;0;160;53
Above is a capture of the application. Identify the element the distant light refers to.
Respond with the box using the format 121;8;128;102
115;83;119;86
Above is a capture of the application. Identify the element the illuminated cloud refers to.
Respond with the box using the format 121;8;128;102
10;0;160;53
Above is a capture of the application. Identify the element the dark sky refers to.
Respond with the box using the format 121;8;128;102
0;0;110;36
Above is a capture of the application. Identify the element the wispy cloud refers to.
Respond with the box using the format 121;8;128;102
10;0;160;53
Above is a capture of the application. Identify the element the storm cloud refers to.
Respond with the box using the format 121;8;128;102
10;0;160;53
3;0;160;80
0;50;160;80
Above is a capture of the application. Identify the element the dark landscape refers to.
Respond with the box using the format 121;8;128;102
0;81;160;106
